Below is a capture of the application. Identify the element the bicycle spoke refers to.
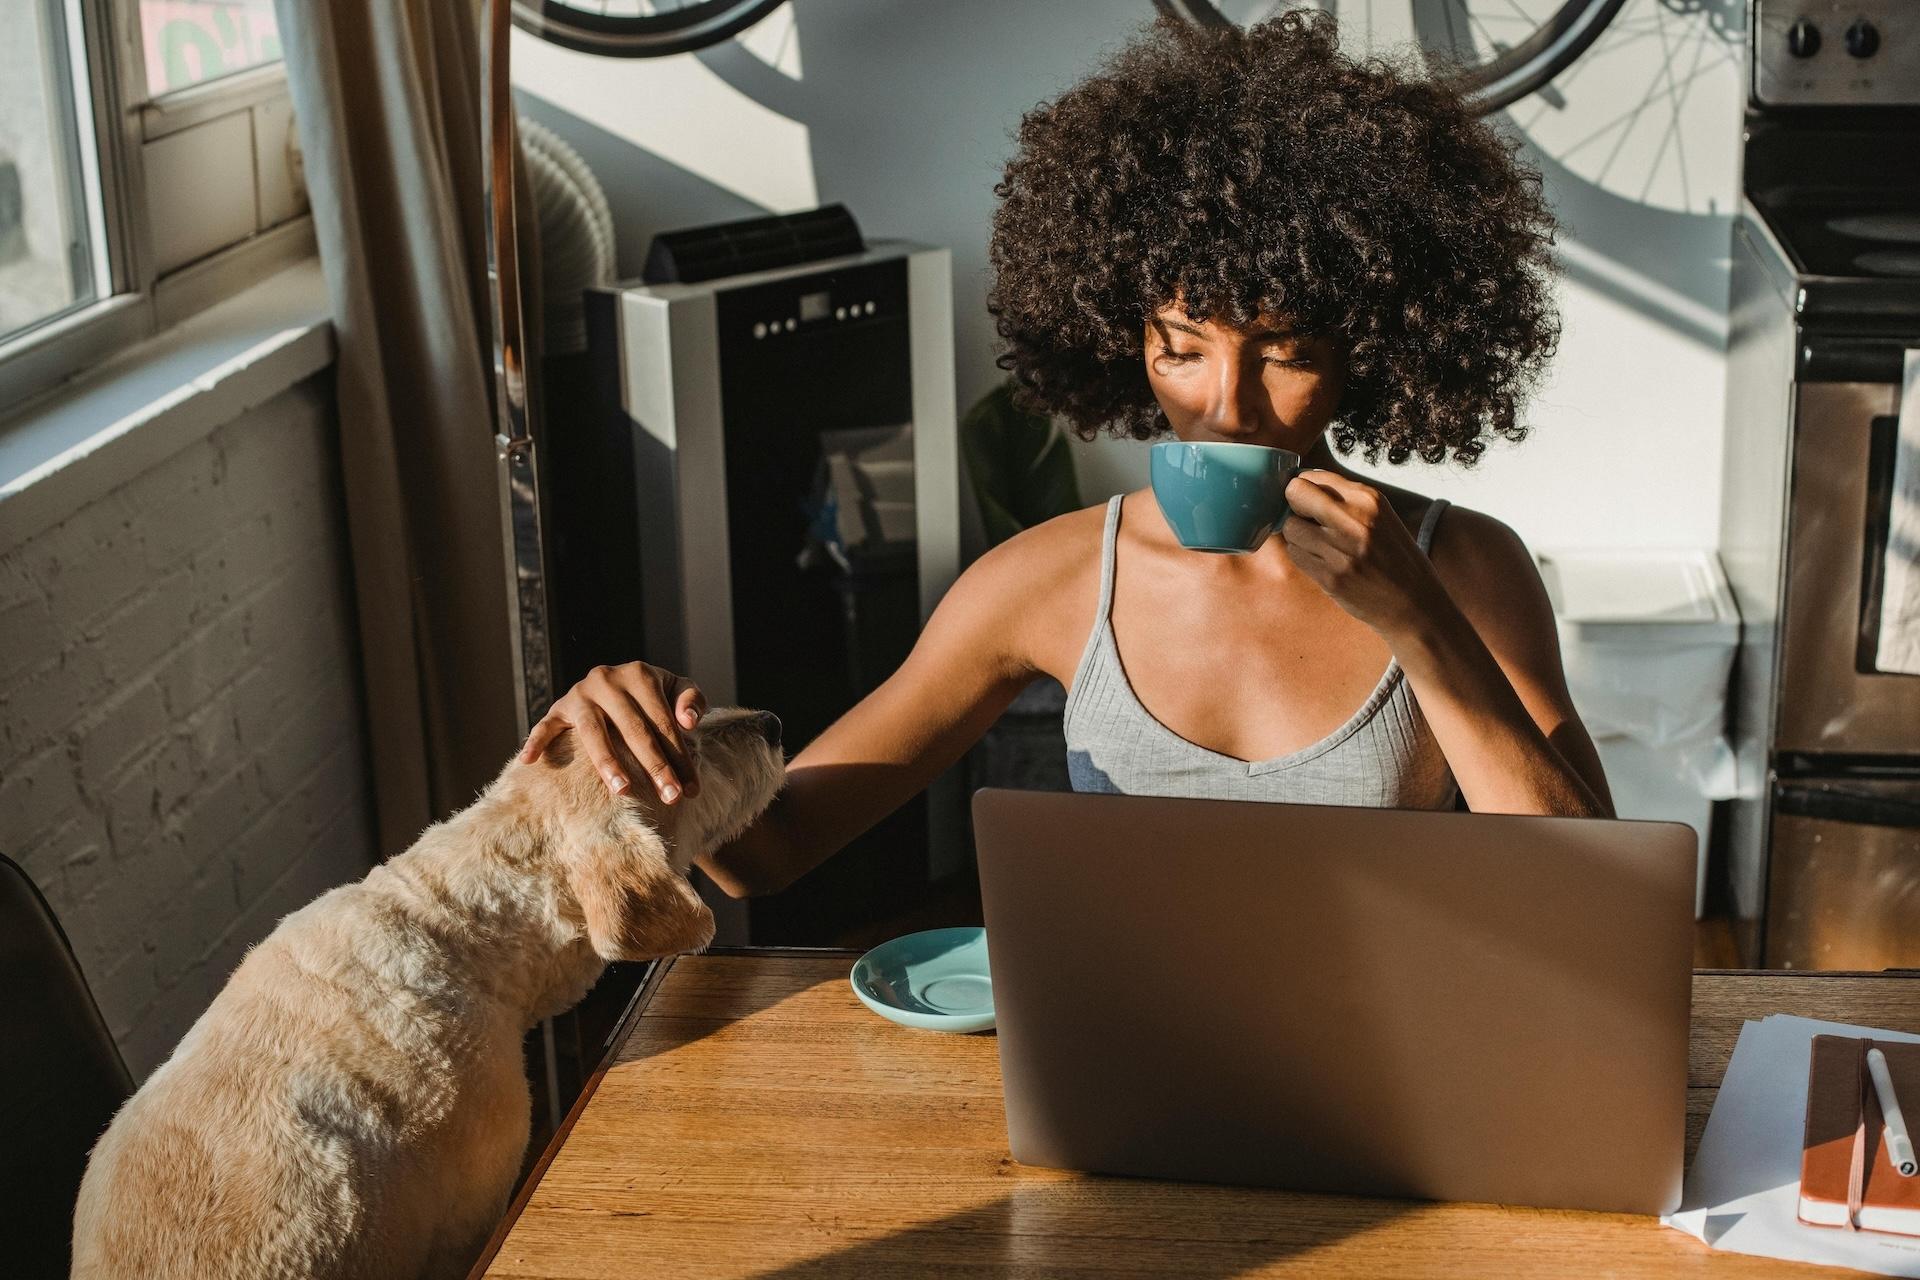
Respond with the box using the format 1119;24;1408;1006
1465;5;1505;56
1546;53;1721;167
1637;1;1711;206
1500;0;1544;30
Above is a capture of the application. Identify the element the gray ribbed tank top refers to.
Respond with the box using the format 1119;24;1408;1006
1064;494;1459;809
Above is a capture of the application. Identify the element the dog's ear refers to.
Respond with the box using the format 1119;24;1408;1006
562;818;715;961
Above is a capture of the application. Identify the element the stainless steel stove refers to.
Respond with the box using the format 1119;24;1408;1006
1719;0;1920;969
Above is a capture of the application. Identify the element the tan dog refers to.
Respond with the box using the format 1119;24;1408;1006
71;707;785;1280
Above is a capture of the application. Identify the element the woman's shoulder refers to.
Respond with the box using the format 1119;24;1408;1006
1353;474;1532;569
928;501;1112;680
1344;470;1540;600
1415;499;1574;698
941;500;1110;611
977;499;1115;572
1423;501;1533;573
1415;498;1547;621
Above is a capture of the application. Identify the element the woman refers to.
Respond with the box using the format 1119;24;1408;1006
519;13;1612;898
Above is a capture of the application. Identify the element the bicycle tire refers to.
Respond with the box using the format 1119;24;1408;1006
1149;0;1631;114
511;0;790;59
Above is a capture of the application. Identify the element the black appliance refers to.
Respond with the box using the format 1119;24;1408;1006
547;237;962;946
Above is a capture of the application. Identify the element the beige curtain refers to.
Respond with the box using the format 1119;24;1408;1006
276;0;529;851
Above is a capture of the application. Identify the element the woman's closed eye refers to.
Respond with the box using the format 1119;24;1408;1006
1154;348;1309;369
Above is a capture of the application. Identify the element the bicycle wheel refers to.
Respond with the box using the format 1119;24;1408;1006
512;0;790;59
1150;0;1630;114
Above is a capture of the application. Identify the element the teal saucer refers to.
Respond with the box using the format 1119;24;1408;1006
850;926;994;1033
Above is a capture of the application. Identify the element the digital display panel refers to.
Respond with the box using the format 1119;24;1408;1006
799;290;831;322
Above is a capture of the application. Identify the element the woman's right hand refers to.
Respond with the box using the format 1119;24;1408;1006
518;662;708;802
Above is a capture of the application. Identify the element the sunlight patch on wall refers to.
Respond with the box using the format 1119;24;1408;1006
511;25;818;213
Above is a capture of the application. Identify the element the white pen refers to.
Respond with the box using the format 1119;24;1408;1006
1867;1048;1919;1178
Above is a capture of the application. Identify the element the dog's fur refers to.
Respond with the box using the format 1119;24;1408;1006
70;708;785;1280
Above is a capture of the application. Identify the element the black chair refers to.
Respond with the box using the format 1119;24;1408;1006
0;854;133;1279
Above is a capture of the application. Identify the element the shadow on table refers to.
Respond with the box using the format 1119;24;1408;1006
741;1181;1414;1279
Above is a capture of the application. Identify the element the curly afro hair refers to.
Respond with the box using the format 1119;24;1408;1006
987;11;1560;465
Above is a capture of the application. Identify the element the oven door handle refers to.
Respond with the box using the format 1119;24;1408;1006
1774;783;1920;829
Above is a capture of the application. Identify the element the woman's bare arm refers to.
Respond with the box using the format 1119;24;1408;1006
1402;506;1613;817
523;517;1094;897
698;515;1107;893
1280;471;1609;818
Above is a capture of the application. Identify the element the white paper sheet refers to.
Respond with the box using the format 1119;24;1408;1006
1665;1015;1920;1275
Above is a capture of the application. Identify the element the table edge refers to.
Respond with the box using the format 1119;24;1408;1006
466;948;864;1279
465;959;671;1278
1696;969;1920;979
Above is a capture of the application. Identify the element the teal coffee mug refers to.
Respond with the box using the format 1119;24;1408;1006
1149;441;1304;553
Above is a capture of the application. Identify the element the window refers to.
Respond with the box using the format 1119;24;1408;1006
0;0;307;418
1;0;106;350
139;0;282;96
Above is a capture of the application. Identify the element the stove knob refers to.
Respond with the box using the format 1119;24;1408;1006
1787;17;1822;58
1845;18;1879;58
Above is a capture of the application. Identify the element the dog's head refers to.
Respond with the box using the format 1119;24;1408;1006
539;707;785;962
666;706;789;866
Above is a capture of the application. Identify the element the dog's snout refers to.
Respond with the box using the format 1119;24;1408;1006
750;712;782;747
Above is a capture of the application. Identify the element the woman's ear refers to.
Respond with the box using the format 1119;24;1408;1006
561;817;715;961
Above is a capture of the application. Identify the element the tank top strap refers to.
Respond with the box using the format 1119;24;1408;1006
1414;497;1450;555
1094;494;1124;623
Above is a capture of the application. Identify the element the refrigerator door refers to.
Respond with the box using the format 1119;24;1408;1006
1766;778;1920;970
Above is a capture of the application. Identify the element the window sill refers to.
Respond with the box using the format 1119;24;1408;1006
0;259;333;553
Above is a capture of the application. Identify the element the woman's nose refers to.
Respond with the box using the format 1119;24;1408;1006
1197;362;1265;439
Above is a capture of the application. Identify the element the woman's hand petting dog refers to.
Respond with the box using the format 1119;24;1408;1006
522;661;708;803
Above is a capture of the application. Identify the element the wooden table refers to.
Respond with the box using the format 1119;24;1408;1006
473;951;1920;1278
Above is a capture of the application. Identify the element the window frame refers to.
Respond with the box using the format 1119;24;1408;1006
0;0;311;420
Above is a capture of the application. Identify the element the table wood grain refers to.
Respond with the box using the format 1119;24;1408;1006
473;955;1920;1279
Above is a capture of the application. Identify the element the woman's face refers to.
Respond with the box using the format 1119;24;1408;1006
1143;305;1347;454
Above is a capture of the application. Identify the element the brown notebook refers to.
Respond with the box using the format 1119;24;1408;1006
1800;1035;1920;1236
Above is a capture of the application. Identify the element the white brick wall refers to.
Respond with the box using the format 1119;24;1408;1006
1;376;377;1078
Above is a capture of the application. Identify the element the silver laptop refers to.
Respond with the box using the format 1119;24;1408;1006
971;788;1697;1215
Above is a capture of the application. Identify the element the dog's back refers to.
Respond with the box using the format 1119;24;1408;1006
70;709;784;1279
71;877;535;1280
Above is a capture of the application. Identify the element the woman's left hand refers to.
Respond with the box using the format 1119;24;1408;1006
1279;469;1446;637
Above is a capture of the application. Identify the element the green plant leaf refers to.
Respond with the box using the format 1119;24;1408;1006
960;381;1083;546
